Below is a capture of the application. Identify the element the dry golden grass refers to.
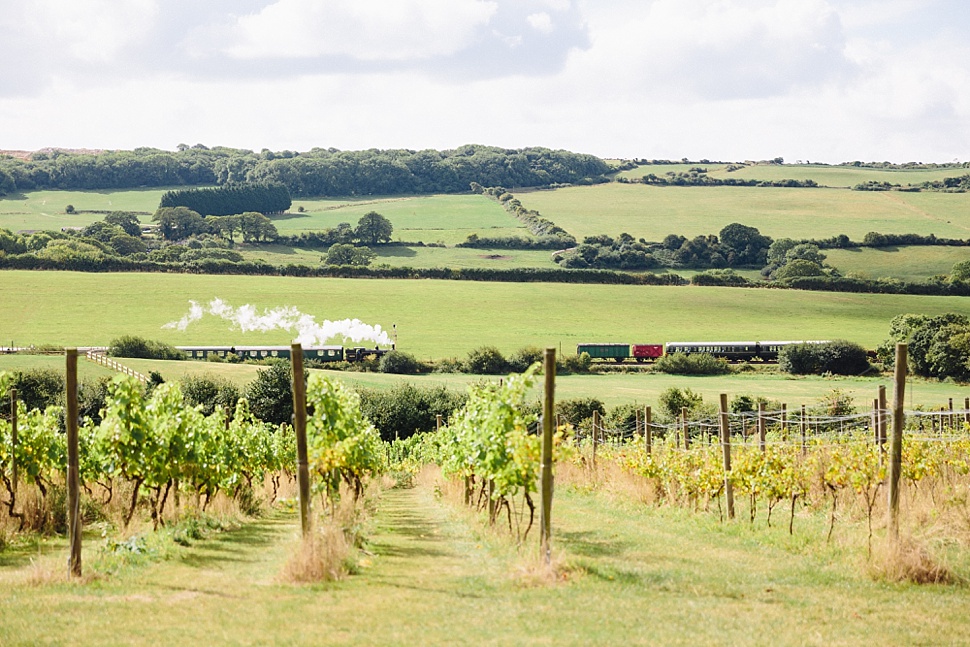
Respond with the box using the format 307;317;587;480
280;521;352;584
869;535;956;584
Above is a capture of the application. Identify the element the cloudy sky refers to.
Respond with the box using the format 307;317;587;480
1;0;968;162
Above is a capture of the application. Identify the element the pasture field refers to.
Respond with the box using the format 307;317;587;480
825;245;970;282
614;163;970;188
2;475;969;645
4;271;970;357
238;244;560;270
519;183;970;241
0;188;168;231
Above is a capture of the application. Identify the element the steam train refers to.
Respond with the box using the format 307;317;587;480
577;341;826;363
177;345;391;363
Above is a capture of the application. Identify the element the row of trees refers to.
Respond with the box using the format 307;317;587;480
0;145;609;196
159;183;291;216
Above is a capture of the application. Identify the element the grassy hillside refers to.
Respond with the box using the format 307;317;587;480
825;246;970;281
519;183;970;241
4;271;970;356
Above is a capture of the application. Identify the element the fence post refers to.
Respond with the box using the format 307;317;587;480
635;408;641;442
781;403;788;437
66;349;82;577
644;406;652;456
719;393;735;520
800;404;807;454
888;344;907;539
878;385;887;447
757;402;766;453
591;410;599;469
965;397;970;428
539;348;556;564
681;407;689;449
9;388;17;494
291;343;311;537
948;398;954;433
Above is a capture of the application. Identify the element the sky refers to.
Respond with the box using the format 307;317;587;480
1;0;968;163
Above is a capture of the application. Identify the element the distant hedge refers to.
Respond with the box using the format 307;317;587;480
778;340;870;376
159;183;291;216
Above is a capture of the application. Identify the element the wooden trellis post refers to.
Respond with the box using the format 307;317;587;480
757;402;766;452
539;348;556;564
800;404;807;454
719;393;734;520
878;385;887;447
291;343;311;537
888;344;907;539
644;406;652;456
9;388;17;494
681;407;689;449
591;410;599;469
66;349;82;577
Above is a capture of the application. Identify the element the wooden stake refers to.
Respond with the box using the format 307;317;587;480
9;388;17;494
436;414;443;431
964;397;969;428
291;343;311;537
719;393;734;520
757;402;766;453
66;349;82;577
948;398;954;433
539;348;556;564
878;385;887;447
681;407;689;449
591;410;599;469
781;403;788;437
872;398;879;446
644;406;652;456
800;404;807;454
888;344;907;539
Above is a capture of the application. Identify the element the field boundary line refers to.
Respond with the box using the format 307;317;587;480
85;350;148;383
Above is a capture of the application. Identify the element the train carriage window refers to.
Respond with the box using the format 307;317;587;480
261;350;268;357
272;350;278;357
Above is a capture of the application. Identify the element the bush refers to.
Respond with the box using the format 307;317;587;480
658;387;703;420
654;352;732;375
379;350;427;375
556;397;605;427
464;346;509;374
508;346;544;373
180;373;242;417
108;335;185;361
357;383;466;441
10;368;64;412
778;340;870;376
559;352;592;374
245;360;305;425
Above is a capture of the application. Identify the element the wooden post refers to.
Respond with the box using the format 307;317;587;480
291;343;311;537
591;409;600;469
781;403;788;437
878;385;887;447
66;349;82;577
719;393;734;520
539;348;556;564
757;402;766;453
872;398;879;446
9;388;17;494
948;398;954;433
644;406;652;456
888;344;907;539
681;407;689;449
800;404;807;454
635;408;641;441
964;397;969;428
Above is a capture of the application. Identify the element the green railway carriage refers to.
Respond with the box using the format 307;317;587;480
178;345;347;362
577;343;631;362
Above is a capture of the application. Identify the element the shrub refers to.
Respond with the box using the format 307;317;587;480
556;397;605;427
508;346;544;373
379;350;427;375
180;373;242;417
464;346;509;375
778;340;870;375
658;387;704;420
559;352;592;374
357;383;466;441
245;360;305;425
108;335;185;361
10;368;64;412
654;352;732;375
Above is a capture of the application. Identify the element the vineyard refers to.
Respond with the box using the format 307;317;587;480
2;350;970;643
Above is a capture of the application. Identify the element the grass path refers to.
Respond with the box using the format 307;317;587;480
3;483;970;645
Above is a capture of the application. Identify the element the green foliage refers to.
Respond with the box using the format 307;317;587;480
354;211;393;245
180;373;242;417
244;360;303;426
654;352;732;375
357;383;466;441
778;340;870;375
507;346;544;373
658;387;704;420
9;368;64;412
108;335;185;361
159;183;291;216
556;397;605;426
104;211;142;237
881;313;970;380
152;206;207;241
718;222;773;266
774;259;825;280
324;243;375;267
464;346;509;375
378;350;428;375
952;260;970;282
690;269;748;286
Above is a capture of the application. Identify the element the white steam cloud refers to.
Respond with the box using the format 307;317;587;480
163;298;393;347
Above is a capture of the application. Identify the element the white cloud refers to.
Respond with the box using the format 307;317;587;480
26;0;158;63
527;12;554;34
220;0;498;60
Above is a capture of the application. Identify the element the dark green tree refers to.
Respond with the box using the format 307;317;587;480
354;211;393;245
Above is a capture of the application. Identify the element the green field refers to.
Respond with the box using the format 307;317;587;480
4;271;970;358
825;245;970;281
614;163;970;188
239;244;561;270
0;188;169;232
519;183;970;241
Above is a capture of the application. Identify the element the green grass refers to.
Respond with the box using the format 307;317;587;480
1;479;968;645
614;163;970;188
825;246;970;282
519;183;970;241
238;244;561;270
0;188;169;232
6;271;970;357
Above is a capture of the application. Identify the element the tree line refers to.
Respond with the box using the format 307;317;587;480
0;144;609;197
160;184;291;216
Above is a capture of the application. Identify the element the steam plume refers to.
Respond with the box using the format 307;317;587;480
163;298;392;346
